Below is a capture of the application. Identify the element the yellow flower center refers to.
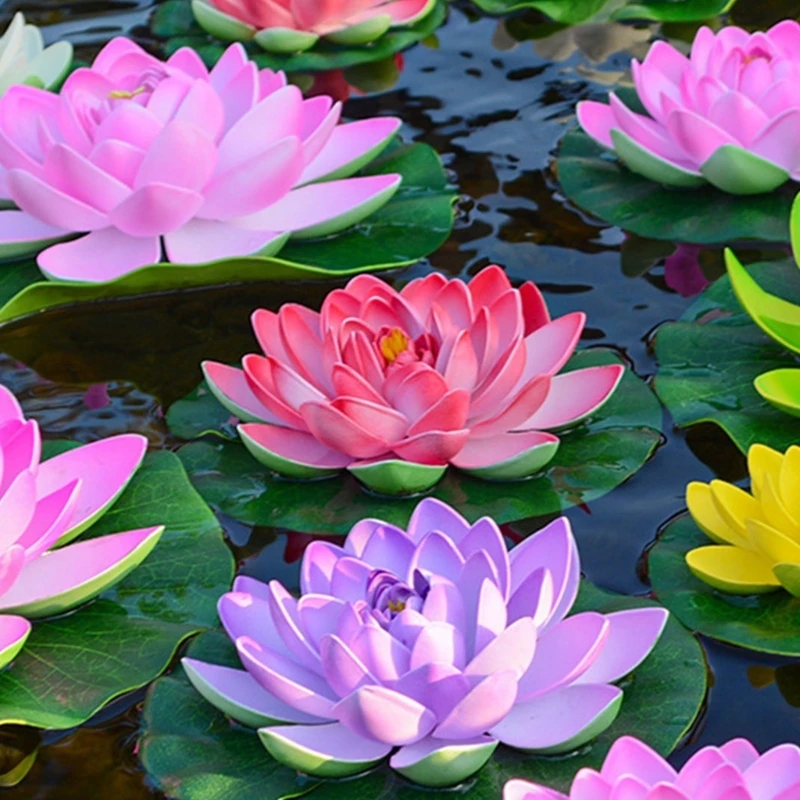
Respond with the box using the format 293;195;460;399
108;86;147;100
387;599;406;613
379;328;410;363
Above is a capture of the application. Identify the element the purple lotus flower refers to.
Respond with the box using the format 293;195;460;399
0;383;162;669
578;21;800;195
505;735;800;800
0;38;402;282
183;499;667;786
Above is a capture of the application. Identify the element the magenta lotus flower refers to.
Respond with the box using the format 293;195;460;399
0;383;163;669
577;21;800;194
505;736;800;800
192;0;436;54
183;499;667;786
202;265;624;495
0;37;402;283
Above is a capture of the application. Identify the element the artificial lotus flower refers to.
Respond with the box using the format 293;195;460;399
202;265;625;495
504;735;800;800
0;13;73;96
0;383;162;669
686;444;800;596
578;21;800;195
192;0;436;55
725;197;800;416
183;499;668;786
0;38;402;283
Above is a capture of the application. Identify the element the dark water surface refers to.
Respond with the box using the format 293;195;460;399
0;0;798;795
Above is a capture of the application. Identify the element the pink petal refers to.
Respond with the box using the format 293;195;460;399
517;313;585;384
450;430;559;470
391;429;470;465
0;527;162;614
576;101;615;149
0;546;25;597
470;375;551;438
239;423;353;469
15;479;81;559
108;183;204;236
751;108;800;173
743;744;800;798
172;79;225;142
602;736;677;783
88;140;146;187
165;220;286;264
707;91;769;146
301;401;390;459
0;420;40;495
243;354;307;429
0;615;31;666
38;229;161;282
666;108;737;165
35;433;147;539
240;174;400;235
407;389;469;436
521;365;624;431
331;397;408;444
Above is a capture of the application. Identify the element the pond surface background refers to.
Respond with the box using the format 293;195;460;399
1;0;798;795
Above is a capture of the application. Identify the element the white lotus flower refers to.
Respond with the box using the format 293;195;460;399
0;12;73;95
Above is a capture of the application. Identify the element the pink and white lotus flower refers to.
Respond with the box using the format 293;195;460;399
184;499;667;786
505;735;800;800
192;0;437;54
202;266;625;494
0;37;402;282
578;21;800;194
0;383;162;669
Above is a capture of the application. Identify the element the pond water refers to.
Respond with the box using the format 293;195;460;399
1;0;799;796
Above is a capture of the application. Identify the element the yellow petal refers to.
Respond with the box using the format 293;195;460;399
745;519;800;567
760;475;800;540
709;480;762;547
686;545;781;594
747;443;783;500
686;482;749;547
779;446;800;522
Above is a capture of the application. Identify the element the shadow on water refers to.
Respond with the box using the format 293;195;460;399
0;0;798;795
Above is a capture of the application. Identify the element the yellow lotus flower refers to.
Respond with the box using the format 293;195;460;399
685;444;800;597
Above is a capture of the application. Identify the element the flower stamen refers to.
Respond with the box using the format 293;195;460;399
108;86;146;100
379;328;410;363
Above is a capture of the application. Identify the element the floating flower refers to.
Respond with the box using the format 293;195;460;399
686;444;800;597
0;383;163;669
577;21;800;194
192;0;436;54
504;735;800;800
725;196;800;415
0;38;402;283
202;266;624;495
183;499;667;786
0;13;73;96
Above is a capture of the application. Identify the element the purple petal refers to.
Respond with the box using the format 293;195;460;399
432;670;519;740
508;517;579;630
236;636;337;718
319;634;377;698
297;595;345;649
266;580;322;671
421;579;465;629
517;612;610;702
409;621;466;671
465;617;536;679
333;684;436;746
490;684;623;751
506;567;554;627
574;608;668;685
389;662;469;721
458;517;510;599
300;541;348;596
359;523;416;577
351;624;411;681
409;531;465;585
406;498;471;545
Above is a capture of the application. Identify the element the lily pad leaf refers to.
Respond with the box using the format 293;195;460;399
649;514;800;656
557;129;794;244
171;348;663;535
653;260;800;454
0;448;234;730
470;0;735;23
139;583;705;798
152;0;447;72
0;142;455;328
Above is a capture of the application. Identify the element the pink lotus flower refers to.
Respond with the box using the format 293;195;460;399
505;736;800;800
0;38;402;283
184;499;667;786
0;383;163;669
192;0;436;54
578;21;800;194
202;266;624;494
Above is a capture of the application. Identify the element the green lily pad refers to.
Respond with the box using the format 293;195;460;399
649;514;800;655
0;445;234;730
0;142;454;328
151;0;446;72
557;129;794;244
170;348;662;535
653;259;800;454
470;0;735;23
139;582;705;799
